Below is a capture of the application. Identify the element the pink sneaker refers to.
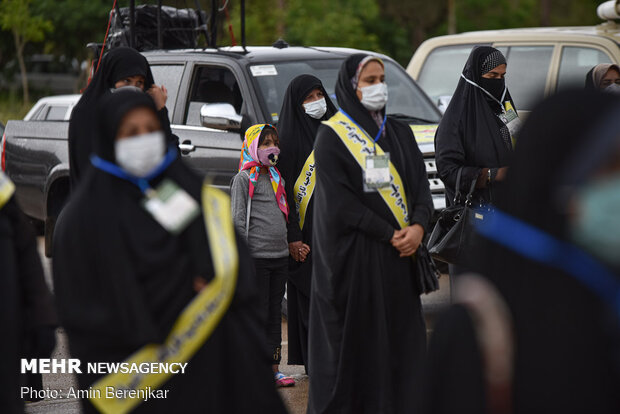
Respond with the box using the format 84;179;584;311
275;372;295;388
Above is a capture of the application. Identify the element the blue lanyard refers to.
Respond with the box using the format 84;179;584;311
90;146;177;193
476;207;620;321
340;109;387;153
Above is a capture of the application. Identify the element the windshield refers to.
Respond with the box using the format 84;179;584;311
249;58;441;125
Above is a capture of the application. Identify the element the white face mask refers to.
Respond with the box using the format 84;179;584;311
114;131;166;177
604;83;620;95
359;82;388;111
303;97;327;119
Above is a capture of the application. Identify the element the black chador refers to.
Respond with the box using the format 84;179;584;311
0;175;57;414
277;74;336;369
307;54;433;414
54;91;287;413
435;46;515;206
68;47;177;188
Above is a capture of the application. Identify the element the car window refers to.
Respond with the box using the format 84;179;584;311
251;59;440;125
557;46;612;90
498;45;553;110
150;64;184;121
417;44;481;106
45;105;69;121
184;66;243;127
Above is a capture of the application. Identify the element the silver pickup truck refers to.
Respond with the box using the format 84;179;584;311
1;45;444;256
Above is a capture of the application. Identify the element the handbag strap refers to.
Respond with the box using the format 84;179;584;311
454;166;478;206
245;193;252;240
465;175;478;206
453;167;464;204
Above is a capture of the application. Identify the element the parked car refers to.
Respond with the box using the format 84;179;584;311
407;4;620;115
23;95;80;121
2;45;444;256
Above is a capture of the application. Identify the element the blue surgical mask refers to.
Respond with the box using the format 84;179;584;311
571;172;620;269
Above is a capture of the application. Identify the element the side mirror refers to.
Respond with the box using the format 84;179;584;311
200;103;243;131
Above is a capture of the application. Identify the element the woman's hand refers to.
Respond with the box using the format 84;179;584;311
147;84;168;110
193;276;207;292
495;167;509;181
289;241;311;262
391;224;424;257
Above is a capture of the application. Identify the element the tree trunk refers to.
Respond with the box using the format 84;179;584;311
276;0;286;38
448;0;457;34
540;0;552;26
13;28;29;104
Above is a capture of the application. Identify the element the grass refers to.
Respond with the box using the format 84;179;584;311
0;90;44;125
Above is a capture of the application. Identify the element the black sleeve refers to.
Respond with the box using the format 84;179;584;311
4;199;58;329
3;199;57;358
158;107;180;151
421;304;486;414
279;142;302;243
435;117;481;195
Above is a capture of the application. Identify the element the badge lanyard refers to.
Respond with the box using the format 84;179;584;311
90;146;178;194
476;207;620;322
461;74;507;114
340;109;387;155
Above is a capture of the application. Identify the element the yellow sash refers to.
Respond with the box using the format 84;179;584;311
0;172;15;209
323;111;410;229
294;151;316;230
504;101;518;149
90;185;239;414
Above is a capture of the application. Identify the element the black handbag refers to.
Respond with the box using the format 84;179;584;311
427;167;479;265
415;243;441;294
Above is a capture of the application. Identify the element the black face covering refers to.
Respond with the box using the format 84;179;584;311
479;78;506;103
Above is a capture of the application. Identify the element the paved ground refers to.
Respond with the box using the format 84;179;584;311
27;238;450;413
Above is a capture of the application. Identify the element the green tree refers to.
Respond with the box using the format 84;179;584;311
286;0;381;51
0;0;53;103
226;0;381;51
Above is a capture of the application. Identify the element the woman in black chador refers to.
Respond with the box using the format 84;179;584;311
435;46;516;207
69;47;177;188
422;90;620;414
277;74;337;370
53;90;287;413
307;54;433;413
0;173;57;413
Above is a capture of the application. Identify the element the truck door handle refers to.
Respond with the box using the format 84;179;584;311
179;142;196;153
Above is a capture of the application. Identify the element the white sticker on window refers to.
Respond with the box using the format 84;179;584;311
250;65;278;77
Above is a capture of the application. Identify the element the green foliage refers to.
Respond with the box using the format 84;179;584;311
286;0;381;50
0;0;53;44
225;0;381;51
30;0;111;60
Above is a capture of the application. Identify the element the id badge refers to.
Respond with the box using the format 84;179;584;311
499;108;522;140
142;179;200;234
364;153;391;192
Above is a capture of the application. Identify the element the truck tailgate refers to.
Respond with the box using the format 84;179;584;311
4;120;69;220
